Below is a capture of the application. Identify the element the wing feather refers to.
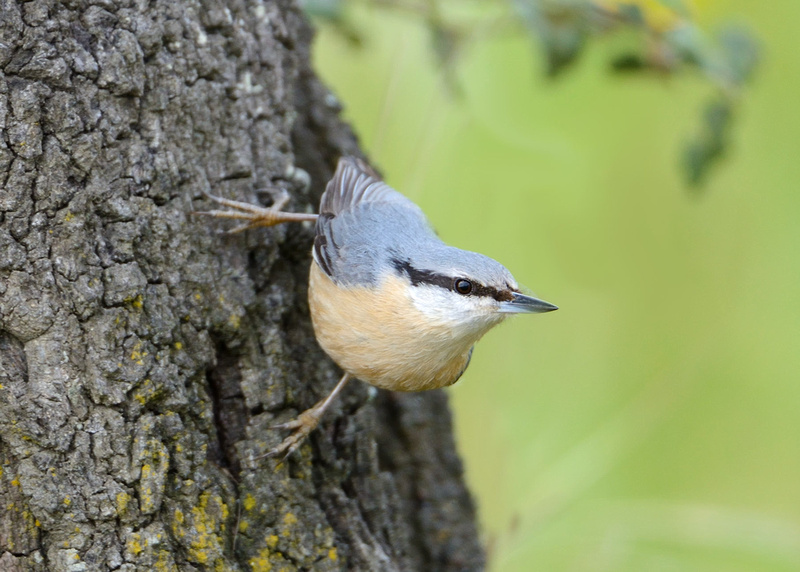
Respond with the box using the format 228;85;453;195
313;157;434;285
318;157;396;217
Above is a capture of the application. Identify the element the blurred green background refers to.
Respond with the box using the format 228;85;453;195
311;1;800;569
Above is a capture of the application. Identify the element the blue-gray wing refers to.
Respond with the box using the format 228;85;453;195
313;157;438;287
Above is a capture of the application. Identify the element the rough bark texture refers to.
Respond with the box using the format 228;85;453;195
0;0;484;570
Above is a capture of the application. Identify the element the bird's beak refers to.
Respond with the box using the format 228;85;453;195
498;292;558;314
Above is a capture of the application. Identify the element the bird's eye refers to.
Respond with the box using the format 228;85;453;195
454;279;473;295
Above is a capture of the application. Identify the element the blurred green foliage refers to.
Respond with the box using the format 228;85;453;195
308;1;800;570
305;0;759;186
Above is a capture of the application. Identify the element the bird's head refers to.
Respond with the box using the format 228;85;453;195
390;247;557;344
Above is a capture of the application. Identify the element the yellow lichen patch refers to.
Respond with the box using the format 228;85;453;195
170;491;230;566
238;520;249;533
10;477;20;487
228;313;241;329
130;341;147;365
21;509;38;535
174;341;183;350
328;548;337;561
248;548;273;572
63;496;71;506
64;211;74;222
123;294;144;310
280;512;297;538
243;494;256;512
133;378;160;406
116;491;131;515
137;440;169;514
127;533;145;555
155;549;179;572
265;535;279;550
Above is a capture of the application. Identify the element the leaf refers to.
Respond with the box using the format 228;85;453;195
683;99;732;187
718;25;760;85
616;4;645;26
512;0;595;76
610;53;647;72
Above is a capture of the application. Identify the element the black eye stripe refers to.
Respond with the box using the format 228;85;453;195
391;258;452;290
470;284;514;302
391;258;513;302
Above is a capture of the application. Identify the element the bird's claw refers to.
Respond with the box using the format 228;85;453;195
192;191;316;232
203;189;291;213
270;417;306;431
263;408;323;462
256;374;352;464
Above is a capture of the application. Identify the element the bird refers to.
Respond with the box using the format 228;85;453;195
195;157;557;459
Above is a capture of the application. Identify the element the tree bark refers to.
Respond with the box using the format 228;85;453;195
0;0;484;570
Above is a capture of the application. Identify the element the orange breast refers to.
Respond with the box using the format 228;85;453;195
308;262;473;391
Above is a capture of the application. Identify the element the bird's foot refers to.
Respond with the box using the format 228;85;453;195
258;373;351;464
193;190;317;233
263;405;325;463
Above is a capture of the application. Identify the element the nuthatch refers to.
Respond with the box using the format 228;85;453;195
196;157;557;459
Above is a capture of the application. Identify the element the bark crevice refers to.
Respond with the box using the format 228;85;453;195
206;337;247;476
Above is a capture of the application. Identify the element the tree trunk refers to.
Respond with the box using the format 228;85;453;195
0;0;484;570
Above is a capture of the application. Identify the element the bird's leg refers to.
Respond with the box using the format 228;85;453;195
265;373;352;461
193;189;318;234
